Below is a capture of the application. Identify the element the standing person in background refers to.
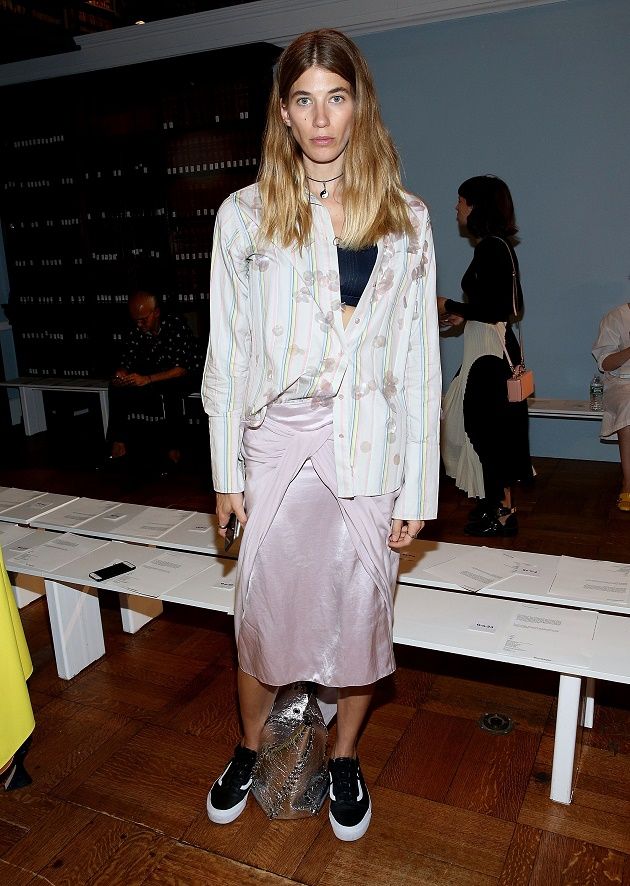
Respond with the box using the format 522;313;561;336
1;549;34;791
592;303;630;511
439;174;531;537
202;29;441;841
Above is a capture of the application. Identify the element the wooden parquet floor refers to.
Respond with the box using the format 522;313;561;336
1;431;630;885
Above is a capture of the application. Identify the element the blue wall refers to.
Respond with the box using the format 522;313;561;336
357;0;630;460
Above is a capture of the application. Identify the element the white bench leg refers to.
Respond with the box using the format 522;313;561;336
11;573;46;609
583;677;596;729
12;582;45;608
550;673;582;804
20;387;47;435
119;594;163;633
99;389;109;434
45;579;105;679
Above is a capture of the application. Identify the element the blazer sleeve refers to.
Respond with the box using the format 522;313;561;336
201;198;252;493
393;215;442;521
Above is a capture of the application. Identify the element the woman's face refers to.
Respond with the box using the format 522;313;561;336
456;195;473;227
280;65;355;172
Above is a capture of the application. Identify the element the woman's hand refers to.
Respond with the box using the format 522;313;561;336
216;492;248;537
389;519;425;549
442;313;465;327
437;296;464;329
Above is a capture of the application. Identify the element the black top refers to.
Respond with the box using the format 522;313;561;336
445;236;523;364
445;236;522;323
337;244;378;308
119;313;201;375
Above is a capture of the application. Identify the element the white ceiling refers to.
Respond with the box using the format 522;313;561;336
0;0;569;85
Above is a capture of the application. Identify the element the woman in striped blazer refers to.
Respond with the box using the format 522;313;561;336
202;28;441;842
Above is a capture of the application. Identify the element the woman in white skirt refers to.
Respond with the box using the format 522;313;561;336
438;176;531;537
592;304;630;511
201;29;441;841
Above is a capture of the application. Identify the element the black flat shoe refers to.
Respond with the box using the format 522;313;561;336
468;498;490;521
95;454;129;473
2;737;32;792
465;507;518;537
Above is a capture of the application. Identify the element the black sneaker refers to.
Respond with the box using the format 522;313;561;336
328;756;371;841
207;744;257;824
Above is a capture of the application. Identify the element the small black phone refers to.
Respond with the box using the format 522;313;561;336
89;561;136;582
224;513;241;552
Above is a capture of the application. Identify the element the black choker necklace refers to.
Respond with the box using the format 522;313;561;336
306;172;344;199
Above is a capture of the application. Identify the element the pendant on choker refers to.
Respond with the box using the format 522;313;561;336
306;172;343;201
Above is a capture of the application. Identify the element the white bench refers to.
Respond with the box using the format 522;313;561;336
527;398;616;446
3;527;630;809
3;489;630;807
527;398;603;420
0;376;109;436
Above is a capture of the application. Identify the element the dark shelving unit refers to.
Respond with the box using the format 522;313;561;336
0;43;280;380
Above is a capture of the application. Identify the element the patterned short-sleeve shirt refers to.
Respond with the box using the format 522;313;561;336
119;313;201;375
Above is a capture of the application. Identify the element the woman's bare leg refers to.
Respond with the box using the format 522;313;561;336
334;685;374;758
237;668;277;751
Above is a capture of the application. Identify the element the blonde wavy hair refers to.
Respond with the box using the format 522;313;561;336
257;29;413;250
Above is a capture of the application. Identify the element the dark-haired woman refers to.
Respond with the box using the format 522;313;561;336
439;175;531;536
201;29;441;840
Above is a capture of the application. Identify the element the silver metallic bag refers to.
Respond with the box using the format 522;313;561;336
252;682;329;820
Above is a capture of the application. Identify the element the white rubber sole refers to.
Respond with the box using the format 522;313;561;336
206;788;249;824
329;800;372;842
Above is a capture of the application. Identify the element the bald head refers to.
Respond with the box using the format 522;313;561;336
128;290;161;335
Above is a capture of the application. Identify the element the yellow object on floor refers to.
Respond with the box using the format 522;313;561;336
617;492;630;512
0;551;35;768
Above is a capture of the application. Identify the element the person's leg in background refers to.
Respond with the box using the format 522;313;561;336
617;425;630;511
463;355;518;536
104;382;143;461
157;379;189;468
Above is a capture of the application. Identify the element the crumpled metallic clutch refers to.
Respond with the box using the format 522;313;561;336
252;682;329;820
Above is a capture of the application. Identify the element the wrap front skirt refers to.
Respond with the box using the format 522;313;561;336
235;400;399;688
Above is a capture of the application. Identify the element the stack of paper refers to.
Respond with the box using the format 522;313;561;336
550;556;630;606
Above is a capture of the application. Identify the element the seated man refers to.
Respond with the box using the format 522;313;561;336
106;288;201;470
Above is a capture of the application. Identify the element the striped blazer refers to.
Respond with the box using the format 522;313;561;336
201;183;441;520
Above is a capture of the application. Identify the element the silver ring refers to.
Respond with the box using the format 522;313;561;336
218;523;228;530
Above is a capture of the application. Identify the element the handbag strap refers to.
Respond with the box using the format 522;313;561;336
490;236;525;370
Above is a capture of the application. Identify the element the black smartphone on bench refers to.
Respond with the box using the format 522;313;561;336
89;561;136;582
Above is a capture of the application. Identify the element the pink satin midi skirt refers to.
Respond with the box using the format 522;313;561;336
235;400;399;688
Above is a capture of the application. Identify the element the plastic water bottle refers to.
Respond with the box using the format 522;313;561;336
589;374;604;411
